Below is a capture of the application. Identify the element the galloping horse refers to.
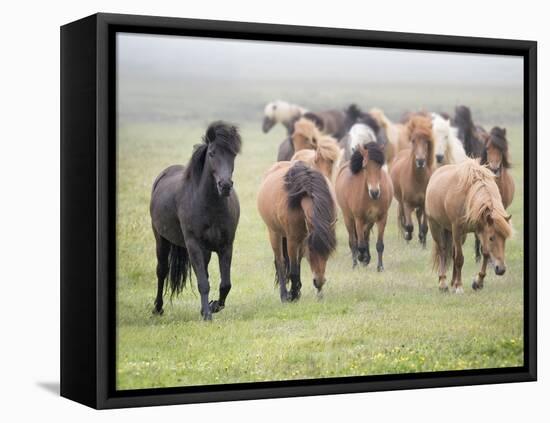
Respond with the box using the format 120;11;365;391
474;126;515;261
150;122;241;320
426;159;512;293
431;113;467;166
291;135;342;181
263;100;307;135
453;105;487;158
257;162;337;301
336;142;393;270
390;115;435;246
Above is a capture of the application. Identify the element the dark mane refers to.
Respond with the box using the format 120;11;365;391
344;104;380;133
350;142;385;174
481;126;511;168
284;163;336;259
454;105;484;158
185;121;241;182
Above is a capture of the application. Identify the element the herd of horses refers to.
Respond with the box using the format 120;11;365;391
149;101;515;319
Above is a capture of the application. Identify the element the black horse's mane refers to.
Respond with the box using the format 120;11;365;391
345;104;380;134
185;121;242;182
350;142;385;174
481;126;511;169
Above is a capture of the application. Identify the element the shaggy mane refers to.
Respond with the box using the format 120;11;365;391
350;142;385;174
456;159;512;238
407;115;435;168
481;126;511;169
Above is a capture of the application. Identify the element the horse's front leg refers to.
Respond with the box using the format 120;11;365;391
472;252;489;291
376;213;388;272
354;217;370;264
210;246;233;313
185;237;212;320
451;226;465;294
403;202;414;241
474;235;482;262
343;214;358;268
417;207;428;248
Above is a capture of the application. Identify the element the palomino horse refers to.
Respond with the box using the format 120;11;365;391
431;113;468;166
426;159;512;293
474;126;515;261
291;135;342;181
257;162;337;301
150;122;241;320
336;142;393;270
390;115;435;246
453;105;487;158
263;100;307;135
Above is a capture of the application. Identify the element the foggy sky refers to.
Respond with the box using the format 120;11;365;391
117;33;523;86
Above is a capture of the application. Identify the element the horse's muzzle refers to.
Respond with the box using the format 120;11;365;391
490;166;501;177
495;264;506;276
415;158;426;168
369;189;381;200
436;154;444;164
217;180;233;196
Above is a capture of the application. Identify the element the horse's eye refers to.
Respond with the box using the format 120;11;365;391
489;236;495;242
209;150;215;157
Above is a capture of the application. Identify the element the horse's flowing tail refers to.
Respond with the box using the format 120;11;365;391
284;162;337;259
167;242;192;298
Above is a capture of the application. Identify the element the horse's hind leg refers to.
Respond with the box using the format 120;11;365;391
376;213;388;272
287;238;303;302
269;230;289;302
153;230;170;315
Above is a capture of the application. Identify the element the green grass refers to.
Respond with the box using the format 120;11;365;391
116;86;524;390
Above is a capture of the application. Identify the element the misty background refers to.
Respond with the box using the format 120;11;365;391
117;33;524;125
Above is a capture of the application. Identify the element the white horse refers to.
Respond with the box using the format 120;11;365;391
262;100;307;135
340;123;378;162
431;113;468;166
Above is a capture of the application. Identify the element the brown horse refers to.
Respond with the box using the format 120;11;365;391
291;135;342;181
291;117;323;152
426;159;512;293
474;126;515;261
257;162;337;301
390;115;435;246
336;142;393;270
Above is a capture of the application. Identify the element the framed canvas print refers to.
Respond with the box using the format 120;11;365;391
60;13;537;409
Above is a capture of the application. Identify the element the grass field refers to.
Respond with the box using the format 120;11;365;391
116;83;524;390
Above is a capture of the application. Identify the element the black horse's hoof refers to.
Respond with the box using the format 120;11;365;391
201;309;213;321
209;300;225;313
289;291;301;302
152;307;164;316
439;286;449;293
377;264;384;272
472;280;483;291
404;232;412;241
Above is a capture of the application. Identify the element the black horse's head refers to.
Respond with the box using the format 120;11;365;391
203;121;242;197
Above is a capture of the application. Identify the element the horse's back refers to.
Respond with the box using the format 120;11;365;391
257;163;292;234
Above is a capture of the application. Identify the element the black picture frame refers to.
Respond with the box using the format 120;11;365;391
60;12;537;409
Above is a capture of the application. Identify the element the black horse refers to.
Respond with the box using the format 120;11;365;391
453;105;486;158
150;121;242;320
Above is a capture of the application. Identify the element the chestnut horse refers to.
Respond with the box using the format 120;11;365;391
426;159;512;293
474;126;515;261
336;142;393;270
390;115;435;246
257;162;337;301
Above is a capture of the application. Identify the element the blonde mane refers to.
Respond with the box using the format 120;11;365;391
292;134;342;181
369;108;399;147
431;113;467;164
456;159;512;238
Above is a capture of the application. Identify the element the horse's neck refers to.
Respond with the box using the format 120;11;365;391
196;167;225;207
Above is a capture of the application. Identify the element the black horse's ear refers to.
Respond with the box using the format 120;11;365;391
205;126;216;144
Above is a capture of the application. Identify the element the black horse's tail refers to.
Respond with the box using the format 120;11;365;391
284;162;337;259
167;242;192;298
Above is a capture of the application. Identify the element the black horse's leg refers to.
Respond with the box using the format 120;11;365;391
474;235;481;262
210;246;233;313
185;237;212;320
153;231;170;315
